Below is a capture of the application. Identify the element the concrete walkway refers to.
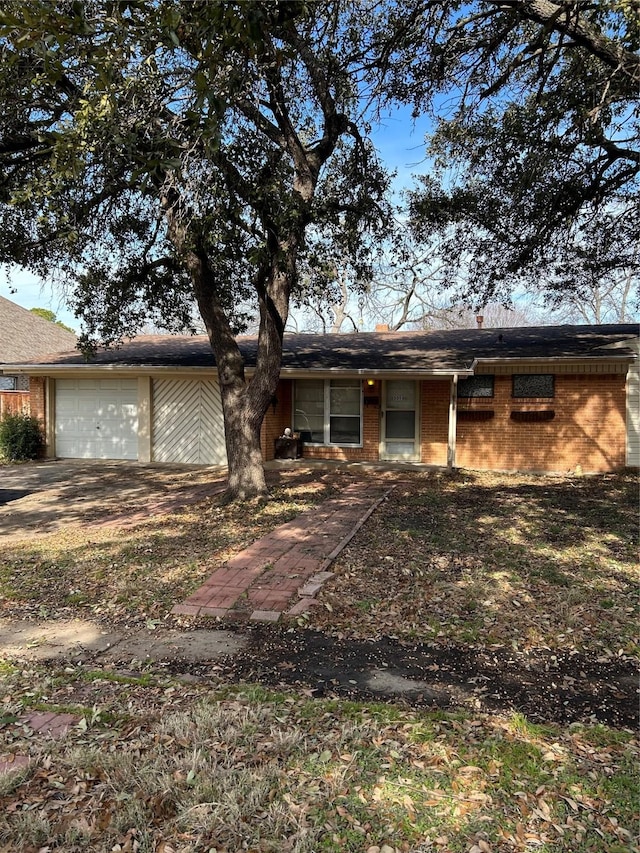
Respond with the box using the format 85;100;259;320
172;480;394;622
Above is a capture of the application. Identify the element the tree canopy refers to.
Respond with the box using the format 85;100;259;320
29;306;75;333
0;0;405;497
406;0;639;309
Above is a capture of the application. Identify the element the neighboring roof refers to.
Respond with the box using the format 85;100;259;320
7;323;638;374
0;296;77;362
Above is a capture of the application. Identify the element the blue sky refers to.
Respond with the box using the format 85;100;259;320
1;267;79;331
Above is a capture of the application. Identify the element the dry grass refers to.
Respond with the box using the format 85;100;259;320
308;470;639;657
0;468;354;626
0;672;638;853
1;468;636;658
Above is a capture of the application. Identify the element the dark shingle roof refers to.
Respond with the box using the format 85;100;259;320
8;323;639;373
0;296;77;362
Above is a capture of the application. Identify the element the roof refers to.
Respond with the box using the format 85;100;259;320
6;323;638;374
0;296;77;363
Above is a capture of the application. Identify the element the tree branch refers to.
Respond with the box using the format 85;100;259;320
487;0;640;85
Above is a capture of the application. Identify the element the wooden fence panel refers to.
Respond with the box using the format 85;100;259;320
0;391;30;417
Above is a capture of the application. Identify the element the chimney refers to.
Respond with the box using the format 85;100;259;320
375;324;390;333
475;315;484;329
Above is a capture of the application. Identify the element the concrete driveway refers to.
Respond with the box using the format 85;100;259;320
0;459;226;542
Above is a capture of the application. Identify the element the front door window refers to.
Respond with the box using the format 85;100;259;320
382;380;418;460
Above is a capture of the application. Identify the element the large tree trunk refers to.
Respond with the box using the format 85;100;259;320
220;382;269;501
191;243;293;502
163;198;286;501
163;193;300;502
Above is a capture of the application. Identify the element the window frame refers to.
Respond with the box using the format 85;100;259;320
457;374;495;399
0;375;17;391
512;373;555;399
294;378;363;447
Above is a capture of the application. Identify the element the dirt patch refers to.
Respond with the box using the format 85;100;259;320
222;626;639;729
0;618;245;665
1;618;637;728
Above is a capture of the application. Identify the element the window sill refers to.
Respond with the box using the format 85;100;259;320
306;442;363;449
511;397;555;402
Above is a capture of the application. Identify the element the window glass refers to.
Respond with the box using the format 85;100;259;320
0;376;17;391
330;382;360;415
513;374;554;398
385;379;415;410
458;375;494;398
329;415;360;444
294;379;324;442
294;379;362;445
329;380;361;444
385;411;415;439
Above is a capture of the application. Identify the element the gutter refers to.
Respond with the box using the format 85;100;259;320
278;367;473;379
1;363;475;379
4;353;633;377
0;364;219;374
470;355;636;368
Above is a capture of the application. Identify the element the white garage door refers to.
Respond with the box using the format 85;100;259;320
152;378;227;465
55;378;138;460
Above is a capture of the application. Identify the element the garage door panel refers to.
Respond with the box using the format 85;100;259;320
55;437;97;458
55;378;138;460
154;431;201;463
152;378;226;465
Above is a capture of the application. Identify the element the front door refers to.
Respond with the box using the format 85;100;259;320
381;380;419;461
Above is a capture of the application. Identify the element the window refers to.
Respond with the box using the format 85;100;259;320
512;374;554;398
0;376;17;391
293;379;324;443
294;379;362;445
458;375;494;398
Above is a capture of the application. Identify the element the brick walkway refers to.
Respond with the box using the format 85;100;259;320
1;711;80;778
172;480;394;623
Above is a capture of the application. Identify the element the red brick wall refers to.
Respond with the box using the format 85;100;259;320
29;377;46;427
261;380;293;461
27;376;47;457
264;372;627;473
455;373;627;473
420;379;449;465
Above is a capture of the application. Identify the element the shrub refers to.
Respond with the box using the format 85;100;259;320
0;411;44;461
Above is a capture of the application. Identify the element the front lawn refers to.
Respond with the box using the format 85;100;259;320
0;468;353;624
0;468;638;852
309;470;639;658
0;669;637;853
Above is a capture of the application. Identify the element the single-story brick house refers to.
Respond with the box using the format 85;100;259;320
3;323;639;473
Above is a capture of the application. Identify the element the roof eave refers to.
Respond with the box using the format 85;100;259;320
2;363;474;377
278;367;472;378
0;363;217;374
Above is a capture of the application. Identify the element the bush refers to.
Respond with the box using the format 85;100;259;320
0;411;44;461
